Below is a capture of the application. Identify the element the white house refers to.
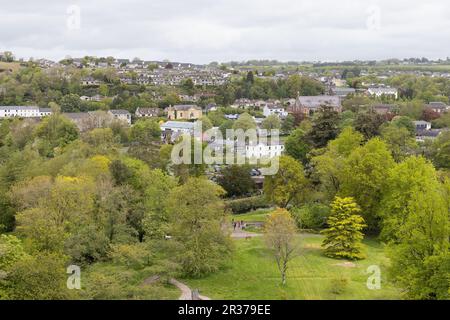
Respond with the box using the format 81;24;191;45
246;143;284;159
0;106;52;118
262;104;288;118
108;109;131;125
367;87;398;99
413;120;432;131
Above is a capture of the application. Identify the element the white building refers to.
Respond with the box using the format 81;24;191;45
246;143;284;159
108;109;131;125
367;87;398;99
413;120;432;131
263;104;288;118
0;106;52;118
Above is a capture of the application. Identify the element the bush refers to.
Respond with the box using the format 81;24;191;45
291;203;330;230
109;243;151;269
225;196;270;214
329;276;349;295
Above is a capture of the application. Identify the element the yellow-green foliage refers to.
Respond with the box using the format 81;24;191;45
322;197;366;260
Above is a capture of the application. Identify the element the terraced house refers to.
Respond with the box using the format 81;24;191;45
166;104;202;120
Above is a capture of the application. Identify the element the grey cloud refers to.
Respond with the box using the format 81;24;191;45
0;0;449;63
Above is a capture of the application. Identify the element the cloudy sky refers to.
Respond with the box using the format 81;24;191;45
1;0;449;63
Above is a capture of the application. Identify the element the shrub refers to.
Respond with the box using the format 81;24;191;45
329;276;349;295
290;203;330;230
225;196;270;214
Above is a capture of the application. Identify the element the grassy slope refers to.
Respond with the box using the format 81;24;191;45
183;234;401;300
0;62;21;73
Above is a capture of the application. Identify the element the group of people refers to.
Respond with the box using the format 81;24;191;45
231;219;246;231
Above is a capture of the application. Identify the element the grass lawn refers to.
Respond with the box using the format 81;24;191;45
230;209;272;223
183;233;401;300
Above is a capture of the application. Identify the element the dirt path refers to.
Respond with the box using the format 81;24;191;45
141;276;211;300
231;230;262;238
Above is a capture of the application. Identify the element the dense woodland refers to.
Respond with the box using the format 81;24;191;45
0;61;449;300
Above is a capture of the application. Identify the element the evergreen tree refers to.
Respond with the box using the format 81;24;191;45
322;197;366;260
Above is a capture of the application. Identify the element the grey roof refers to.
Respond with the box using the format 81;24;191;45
109;109;131;115
416;129;441;137
136;107;160;115
171;104;201;111
427;102;448;109
413;120;431;125
296;95;341;109
0;106;39;110
161;121;195;130
39;108;52;113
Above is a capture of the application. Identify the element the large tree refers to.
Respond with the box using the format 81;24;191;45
217;165;255;197
165;178;232;277
321;197;366;260
380;156;449;299
306;106;340;148
264;155;309;208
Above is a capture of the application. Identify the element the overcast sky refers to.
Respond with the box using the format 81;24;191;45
1;0;449;63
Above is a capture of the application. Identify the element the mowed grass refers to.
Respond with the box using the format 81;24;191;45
0;61;21;73
230;209;272;222
183;234;401;300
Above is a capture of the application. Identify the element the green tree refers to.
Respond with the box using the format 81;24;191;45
339;138;395;231
306;106;341;148
261;115;281;131
217;165;256;197
264;155;309;208
284;128;311;165
232;113;256;131
354;110;386;139
321;197;366;260
380;158;449;299
264;208;298;285
166;178;232;277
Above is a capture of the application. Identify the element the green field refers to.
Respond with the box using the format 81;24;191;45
183;234;401;300
231;209;272;222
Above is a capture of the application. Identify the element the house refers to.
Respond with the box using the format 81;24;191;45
225;114;239;120
415;129;442;142
166;105;202;120
204;103;217;113
425;102;449;114
135;107;161;118
246;143;285;159
413;120;432;131
108;109;131;125
262;104;288;118
160;121;196;142
331;87;356;98
371;104;398;115
0;106;52;118
367;87;398;99
287;95;342;116
81;77;101;86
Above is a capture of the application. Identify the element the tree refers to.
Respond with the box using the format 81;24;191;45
284;128;311;165
232;113;256;131
264;208;298;285
128;118;161;166
261;115;281;131
217;165;255;197
281;114;295;134
321;197;366;260
34;114;79;157
430;131;450;169
264;155;309;208
311;127;363;200
379;157;449;299
381;123;417;161
354;110;386;139
339;138;395;231
306;106;340;148
165;178;232;277
0;252;73;300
